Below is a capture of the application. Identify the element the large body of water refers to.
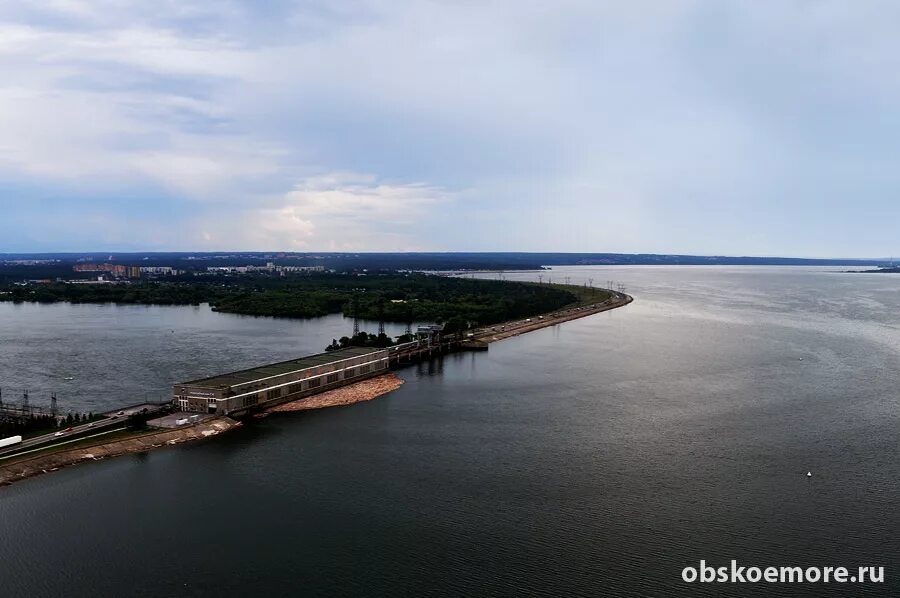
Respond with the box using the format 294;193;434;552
1;266;898;596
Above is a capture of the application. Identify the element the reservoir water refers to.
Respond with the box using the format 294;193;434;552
1;266;898;596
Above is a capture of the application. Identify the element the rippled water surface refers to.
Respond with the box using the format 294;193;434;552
1;266;899;596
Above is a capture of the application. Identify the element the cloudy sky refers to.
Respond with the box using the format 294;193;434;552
1;1;899;256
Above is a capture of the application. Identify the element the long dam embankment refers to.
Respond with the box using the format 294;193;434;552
472;291;633;343
0;290;633;487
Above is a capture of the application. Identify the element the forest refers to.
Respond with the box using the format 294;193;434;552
1;272;597;332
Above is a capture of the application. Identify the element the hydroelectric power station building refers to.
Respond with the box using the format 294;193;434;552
173;346;390;416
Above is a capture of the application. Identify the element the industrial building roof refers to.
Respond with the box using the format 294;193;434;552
179;346;384;389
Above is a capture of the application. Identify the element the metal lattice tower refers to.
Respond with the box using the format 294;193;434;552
51;392;58;416
405;305;413;336
377;298;385;336
351;293;359;336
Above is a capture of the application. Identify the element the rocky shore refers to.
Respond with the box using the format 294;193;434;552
0;417;240;487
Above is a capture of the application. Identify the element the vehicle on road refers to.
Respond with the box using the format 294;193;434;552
54;431;65;437
0;435;22;449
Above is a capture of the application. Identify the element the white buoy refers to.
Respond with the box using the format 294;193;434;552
807;472;812;477
799;357;803;361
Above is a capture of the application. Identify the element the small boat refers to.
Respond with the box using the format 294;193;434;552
63;376;74;381
806;472;812;477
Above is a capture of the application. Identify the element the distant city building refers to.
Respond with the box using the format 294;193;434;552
139;266;177;275
2;259;58;265
206;264;324;274
73;263;127;276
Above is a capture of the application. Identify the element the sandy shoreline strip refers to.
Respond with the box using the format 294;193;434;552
265;373;405;413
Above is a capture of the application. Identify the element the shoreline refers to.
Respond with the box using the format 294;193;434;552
0;417;240;487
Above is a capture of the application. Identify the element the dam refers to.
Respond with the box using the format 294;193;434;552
172;328;448;417
173;346;392;416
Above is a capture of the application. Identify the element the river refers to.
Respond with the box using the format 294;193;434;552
0;266;898;596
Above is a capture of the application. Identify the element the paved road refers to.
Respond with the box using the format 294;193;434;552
472;291;632;342
0;417;124;458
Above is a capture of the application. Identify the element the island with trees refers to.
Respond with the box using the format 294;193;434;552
0;271;609;336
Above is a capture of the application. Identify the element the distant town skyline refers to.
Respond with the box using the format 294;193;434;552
2;2;900;257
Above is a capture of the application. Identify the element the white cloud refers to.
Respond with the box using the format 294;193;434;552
194;172;453;251
2;2;900;254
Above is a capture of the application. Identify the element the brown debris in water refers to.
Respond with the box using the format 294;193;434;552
267;373;404;413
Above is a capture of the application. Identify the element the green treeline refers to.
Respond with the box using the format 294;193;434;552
1;273;600;329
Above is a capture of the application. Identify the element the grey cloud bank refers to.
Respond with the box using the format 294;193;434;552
0;1;898;256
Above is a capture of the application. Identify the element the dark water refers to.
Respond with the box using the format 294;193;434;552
0;304;411;411
1;267;899;596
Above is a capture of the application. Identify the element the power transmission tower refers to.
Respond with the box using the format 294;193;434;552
351;293;359;336
377;298;385;336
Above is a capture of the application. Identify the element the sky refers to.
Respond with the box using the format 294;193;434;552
1;1;900;256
